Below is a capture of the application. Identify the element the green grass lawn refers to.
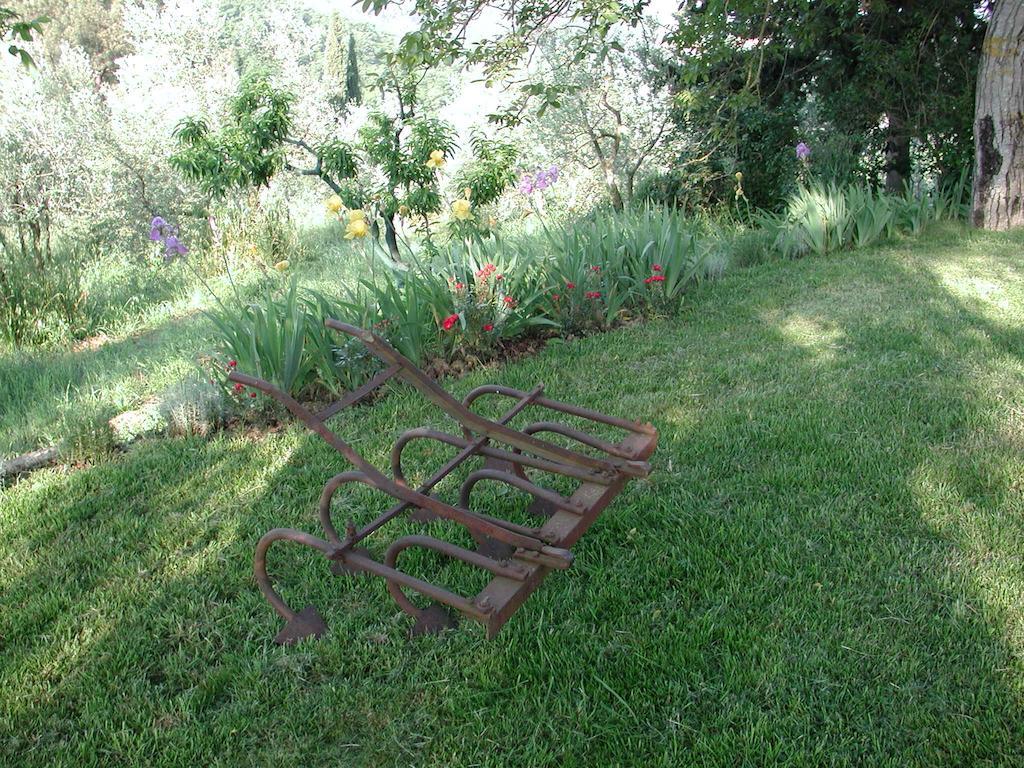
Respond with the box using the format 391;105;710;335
3;224;1024;765
0;231;362;460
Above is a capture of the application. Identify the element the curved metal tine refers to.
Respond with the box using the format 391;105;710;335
319;470;375;544
392;427;616;486
324;320;645;477
459;468;585;516
520;421;638;461
254;528;336;644
388;535;531;584
349;543;490;623
464;384;657;436
322;466;547;545
381;534;537;634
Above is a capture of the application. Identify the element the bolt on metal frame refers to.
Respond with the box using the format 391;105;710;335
229;321;658;642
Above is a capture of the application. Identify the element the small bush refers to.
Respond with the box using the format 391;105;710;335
0;228;95;347
760;182;960;259
161;376;227;438
207;277;377;401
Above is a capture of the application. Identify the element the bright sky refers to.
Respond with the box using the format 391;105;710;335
297;0;680;138
299;0;680;38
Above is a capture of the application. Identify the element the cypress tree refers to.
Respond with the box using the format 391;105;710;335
344;33;361;105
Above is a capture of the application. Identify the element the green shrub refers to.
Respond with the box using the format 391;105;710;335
0;228;95;347
206;201;306;275
846;186;895;248
207;277;377;400
760;183;955;258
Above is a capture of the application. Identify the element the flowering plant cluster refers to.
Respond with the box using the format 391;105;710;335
326;196;371;240
438;260;517;355
518;165;559;195
201;354;259;405
643;264;665;284
547;262;613;332
451;188;474;222
149;217;189;262
189;209;724;407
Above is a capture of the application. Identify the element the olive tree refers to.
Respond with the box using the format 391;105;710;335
528;24;683;209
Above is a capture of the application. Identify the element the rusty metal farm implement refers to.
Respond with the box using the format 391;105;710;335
229;320;657;642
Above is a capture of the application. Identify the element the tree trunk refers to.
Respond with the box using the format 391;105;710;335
603;163;624;210
972;1;1024;230
883;112;911;194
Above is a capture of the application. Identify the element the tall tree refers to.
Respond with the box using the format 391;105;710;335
345;32;362;105
972;0;1024;230
531;25;683;209
324;13;346;86
664;1;984;201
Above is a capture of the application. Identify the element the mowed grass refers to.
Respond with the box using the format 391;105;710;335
2;224;1024;765
0;229;362;460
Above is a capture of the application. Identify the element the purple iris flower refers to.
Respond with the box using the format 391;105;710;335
796;142;811;161
150;215;188;262
519;165;560;196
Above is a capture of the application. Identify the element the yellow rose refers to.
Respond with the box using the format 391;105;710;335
348;208;366;222
345;218;370;239
325;195;343;213
273;260;290;272
735;171;743;182
451;198;473;221
425;149;446;169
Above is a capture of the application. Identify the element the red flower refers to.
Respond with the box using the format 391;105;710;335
233;382;244;393
228;359;237;368
590;265;601;272
503;296;516;307
552;293;560;301
249;392;257;399
585;291;602;299
442;313;460;331
483;324;494;332
495;274;503;281
454;281;465;291
644;275;666;285
652;264;662;272
566;281;576;289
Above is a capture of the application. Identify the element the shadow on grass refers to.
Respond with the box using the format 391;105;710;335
2;232;1024;765
0;311;215;457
